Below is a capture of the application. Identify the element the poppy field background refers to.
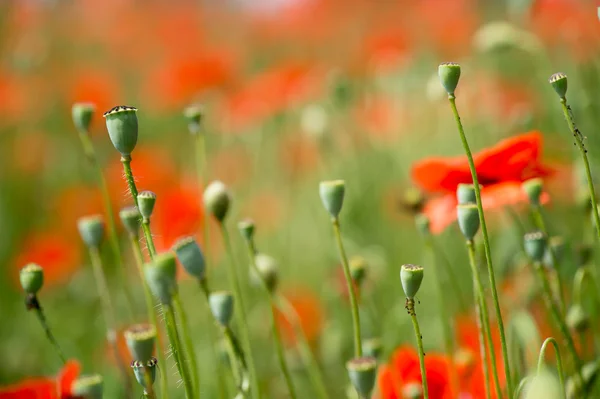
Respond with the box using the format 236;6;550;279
1;0;600;398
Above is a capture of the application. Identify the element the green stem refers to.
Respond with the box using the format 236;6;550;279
142;221;157;259
474;295;492;399
88;247;132;397
143;368;156;399
448;95;513;394
163;302;194;399
223;326;250;397
467;240;503;399
331;218;362;357
220;224;260;398
559;99;600;241
172;292;200;397
129;235;170;399
407;298;428;399
536;337;566;399
31;300;67;364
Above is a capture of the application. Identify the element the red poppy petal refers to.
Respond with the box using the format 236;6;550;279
411;158;472;193
58;360;81;397
377;365;400;399
0;378;55;399
423;194;459;234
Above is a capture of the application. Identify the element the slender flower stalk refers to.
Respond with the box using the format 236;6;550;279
406;296;428;399
440;62;512;393
474;294;492;399
172;292;200;397
536;337;566;399
163;302;194;398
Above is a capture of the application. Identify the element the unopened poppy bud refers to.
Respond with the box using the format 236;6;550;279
124;324;156;362
438;62;461;96
415;213;431;237
103;105;138;156
400;264;424;299
20;263;44;295
237;219;256;242
526;370;561;399
522;178;544;206
566;304;589;333
209;291;234;327
549;72;568;99
137;191;157;221
72;374;104;399
77;215;105;248
144;252;177;305
319;180;345;218
183;104;204;134
346;357;377;398
456;184;477;205
251;253;279;292
119;206;141;237
524;231;547;262
349;256;368;287
72;103;96;133
172;237;206;280
362;338;382;359
402;382;423;399
203;181;231;222
131;358;157;392
457;204;480;240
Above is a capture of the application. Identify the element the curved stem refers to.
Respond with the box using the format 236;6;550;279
331;218;362;357
536;337;566;399
407;298;428;399
513;377;531;399
163;302;194;399
448;95;513;394
467;240;503;399
30;298;67;364
172;292;200;397
223;326;250;397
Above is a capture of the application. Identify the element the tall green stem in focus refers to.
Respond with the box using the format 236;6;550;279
331;218;362;357
406;298;428;399
448;95;512;393
536;337;566;399
163;302;194;398
172;292;200;397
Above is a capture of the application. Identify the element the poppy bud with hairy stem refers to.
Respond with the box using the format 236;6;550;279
172;236;206;280
183;104;204;134
400;264;424;299
72;103;96;133
524;231;547;262
346;357;378;398
549;72;568;99
238;219;255;242
77;215;105;248
349;256;368;287
131;358;157;392
204;180;231;222
457;204;480;240
456;184;478;205
103;105;138;156
251;253;279;292
522;178;543;206
20;263;44;295
362;338;382;359
124;324;156;363
144;252;177;305
566;304;589;333
438;62;461;96
415;213;431;237
137;191;156;221
72;374;104;399
209;291;234;327
119;206;141;237
319;180;345;218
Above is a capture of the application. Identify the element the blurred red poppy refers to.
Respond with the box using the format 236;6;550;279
0;360;80;399
274;288;324;347
411;132;553;233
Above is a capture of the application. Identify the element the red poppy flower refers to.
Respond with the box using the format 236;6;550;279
411;132;552;233
0;360;80;399
274;287;324;347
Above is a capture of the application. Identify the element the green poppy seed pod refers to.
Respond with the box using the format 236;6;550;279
103;105;138;156
549;72;568;99
362;338;382;359
237;219;256;242
402;382;423;399
144;252;177;305
319;180;345;218
119;206;141;237
72;374;104;399
20;263;44;294
349;256;368;287
526;370;561;399
183;104;204;135
524;231;547;262
400;264;424;299
172;236;206;280
203;180;231;222
457;204;480;240
137;191;157;221
251;253;279;292
124;324;156;363
209;291;234;327
522;178;544;206
131;358;157;392
456;183;477;205
77;215;105;248
346;357;378;398
415;213;431;237
72;103;96;133
566;304;589;333
438;62;461;96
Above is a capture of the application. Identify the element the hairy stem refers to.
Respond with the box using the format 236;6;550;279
163;302;194;399
407;298;428;399
172;292;200;397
